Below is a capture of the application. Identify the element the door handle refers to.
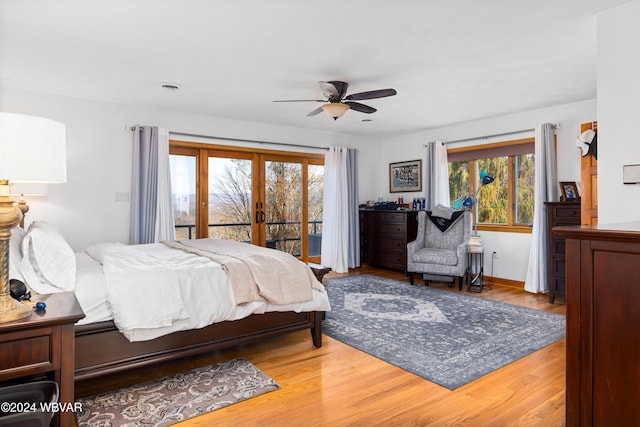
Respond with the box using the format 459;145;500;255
260;211;266;223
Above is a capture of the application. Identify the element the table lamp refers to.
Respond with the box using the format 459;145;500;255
0;112;66;322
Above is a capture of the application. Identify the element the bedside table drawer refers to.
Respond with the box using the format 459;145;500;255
0;327;58;377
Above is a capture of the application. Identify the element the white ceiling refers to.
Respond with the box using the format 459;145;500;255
0;0;630;137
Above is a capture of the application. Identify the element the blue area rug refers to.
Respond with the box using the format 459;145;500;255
324;275;565;389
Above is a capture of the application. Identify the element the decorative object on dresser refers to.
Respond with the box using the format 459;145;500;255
0;292;85;427
554;223;640;425
559;181;580;201
406;209;471;288
544;201;580;303
359;209;418;272
0;112;66;323
389;160;422;193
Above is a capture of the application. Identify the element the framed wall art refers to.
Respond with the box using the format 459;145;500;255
389;160;422;193
559;181;580;201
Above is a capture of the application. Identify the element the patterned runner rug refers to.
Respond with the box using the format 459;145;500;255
324;275;565;389
77;358;279;426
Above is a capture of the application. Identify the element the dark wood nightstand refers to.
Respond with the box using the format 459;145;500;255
307;262;331;284
0;292;85;427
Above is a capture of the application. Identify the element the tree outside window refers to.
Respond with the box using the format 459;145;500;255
448;138;535;232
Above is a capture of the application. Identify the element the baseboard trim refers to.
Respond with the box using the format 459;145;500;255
484;276;524;290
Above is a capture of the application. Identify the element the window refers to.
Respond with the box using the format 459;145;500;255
169;141;324;262
448;138;535;233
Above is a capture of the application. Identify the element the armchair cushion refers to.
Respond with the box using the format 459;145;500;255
412;248;458;266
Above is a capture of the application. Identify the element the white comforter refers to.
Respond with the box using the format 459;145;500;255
77;240;330;342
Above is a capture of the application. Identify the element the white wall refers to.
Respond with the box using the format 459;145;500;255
598;0;640;223
1;85;599;284
1;88;368;251
365;99;597;283
0;86;596;283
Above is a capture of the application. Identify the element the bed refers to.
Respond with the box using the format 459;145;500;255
9;221;330;382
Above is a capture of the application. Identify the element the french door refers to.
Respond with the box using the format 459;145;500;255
169;141;324;262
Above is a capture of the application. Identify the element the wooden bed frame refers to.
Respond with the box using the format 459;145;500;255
74;310;323;381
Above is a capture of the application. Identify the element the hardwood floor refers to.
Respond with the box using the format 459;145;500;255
76;266;567;426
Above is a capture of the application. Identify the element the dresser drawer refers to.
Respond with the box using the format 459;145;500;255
378;223;407;236
371;251;406;270
0;327;58;378
552;237;566;256
379;212;407;224
552;257;566;278
550;277;566;295
371;237;406;253
552;205;581;221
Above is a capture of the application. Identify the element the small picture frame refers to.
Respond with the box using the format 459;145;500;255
389;160;422;193
559;181;580;201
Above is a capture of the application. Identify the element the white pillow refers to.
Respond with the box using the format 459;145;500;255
85;242;125;264
9;227;26;282
21;221;76;294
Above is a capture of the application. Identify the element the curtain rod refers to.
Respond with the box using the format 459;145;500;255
170;131;330;151
126;126;330;151
425;123;559;146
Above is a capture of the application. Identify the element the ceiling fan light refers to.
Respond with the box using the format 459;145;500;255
321;103;349;120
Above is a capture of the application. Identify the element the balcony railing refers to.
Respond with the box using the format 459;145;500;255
174;220;323;257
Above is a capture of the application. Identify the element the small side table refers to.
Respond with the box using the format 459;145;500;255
307;263;331;320
307;262;331;284
0;292;85;427
466;245;485;293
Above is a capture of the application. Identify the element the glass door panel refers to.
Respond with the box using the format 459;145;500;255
265;160;302;256
170;154;197;239
207;157;253;243
307;164;324;259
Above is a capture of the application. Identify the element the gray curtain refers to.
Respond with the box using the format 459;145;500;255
524;123;558;293
130;126;175;244
347;148;360;268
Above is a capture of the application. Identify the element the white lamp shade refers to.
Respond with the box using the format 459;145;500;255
0;112;67;183
321;103;349;119
9;183;49;196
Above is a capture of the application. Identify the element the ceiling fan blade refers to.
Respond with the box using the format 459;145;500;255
319;81;349;100
306;106;324;117
327;81;349;98
273;99;325;102
345;88;397;101
345;101;377;114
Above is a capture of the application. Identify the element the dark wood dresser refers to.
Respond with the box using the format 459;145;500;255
545;201;580;303
554;223;640;426
359;209;418;272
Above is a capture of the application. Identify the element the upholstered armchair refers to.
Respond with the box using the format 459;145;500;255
407;209;472;288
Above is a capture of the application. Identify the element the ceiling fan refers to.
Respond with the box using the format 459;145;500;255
273;81;397;120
